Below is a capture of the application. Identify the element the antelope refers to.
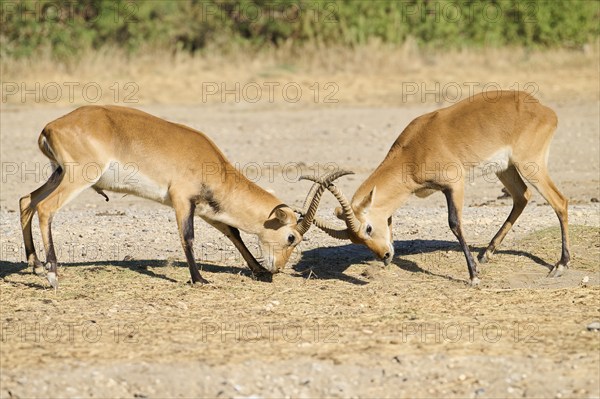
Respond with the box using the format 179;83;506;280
304;90;570;285
19;105;346;289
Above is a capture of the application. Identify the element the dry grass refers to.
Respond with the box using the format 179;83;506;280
2;225;598;372
2;42;599;107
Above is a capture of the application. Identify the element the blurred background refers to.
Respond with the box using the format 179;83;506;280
1;0;599;106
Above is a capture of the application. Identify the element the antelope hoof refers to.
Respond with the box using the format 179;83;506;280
478;251;493;264
470;277;481;287
253;271;273;283
46;272;58;289
548;262;568;278
31;260;45;276
190;276;210;285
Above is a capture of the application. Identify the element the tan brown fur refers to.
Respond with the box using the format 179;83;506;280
20;106;324;288
319;91;570;284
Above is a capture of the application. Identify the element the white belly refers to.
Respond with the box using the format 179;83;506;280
484;147;512;172
94;161;170;204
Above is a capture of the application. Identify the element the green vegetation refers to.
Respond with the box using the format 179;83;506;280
1;0;599;60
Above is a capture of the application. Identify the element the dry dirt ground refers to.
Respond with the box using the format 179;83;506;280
1;100;599;398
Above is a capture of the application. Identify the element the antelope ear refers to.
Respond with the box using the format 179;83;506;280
334;206;344;220
356;187;376;215
274;207;296;225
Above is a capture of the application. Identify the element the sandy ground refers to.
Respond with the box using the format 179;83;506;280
1;101;599;398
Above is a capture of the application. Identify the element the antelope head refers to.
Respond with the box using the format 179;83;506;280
260;169;355;272
301;176;394;266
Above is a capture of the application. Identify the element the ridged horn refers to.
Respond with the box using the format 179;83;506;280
312;216;351;240
295;170;354;235
299;176;360;233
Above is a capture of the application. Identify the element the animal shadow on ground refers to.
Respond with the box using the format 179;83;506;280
293;243;372;285
0;258;259;288
293;238;553;285
394;238;554;275
1;239;551;288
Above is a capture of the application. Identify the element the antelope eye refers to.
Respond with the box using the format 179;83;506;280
366;225;373;235
287;234;296;245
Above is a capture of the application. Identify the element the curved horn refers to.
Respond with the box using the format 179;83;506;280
297;169;354;214
292;171;333;217
312;216;350;240
295;170;354;235
300;182;321;214
299;176;360;233
324;183;360;233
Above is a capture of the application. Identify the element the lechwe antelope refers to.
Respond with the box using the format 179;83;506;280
20;105;346;289
304;90;570;285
